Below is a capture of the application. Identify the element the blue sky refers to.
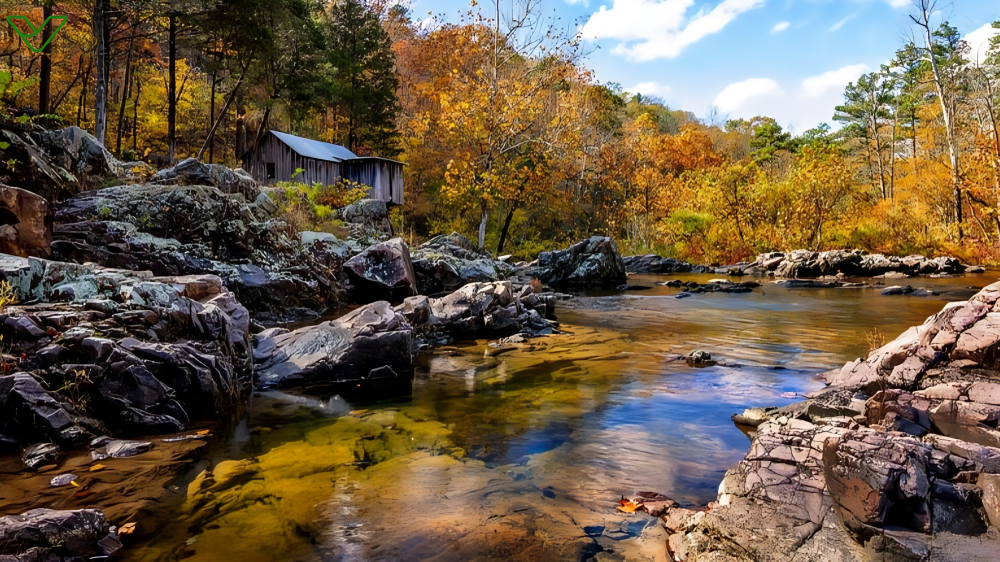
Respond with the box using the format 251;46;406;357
410;0;999;133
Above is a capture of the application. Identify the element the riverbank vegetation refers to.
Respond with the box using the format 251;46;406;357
1;0;998;263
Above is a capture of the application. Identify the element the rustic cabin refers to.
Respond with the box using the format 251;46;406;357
245;130;404;205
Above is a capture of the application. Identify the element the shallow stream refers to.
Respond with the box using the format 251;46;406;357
13;273;1000;562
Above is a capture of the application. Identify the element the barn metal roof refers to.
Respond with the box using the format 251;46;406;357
270;130;358;162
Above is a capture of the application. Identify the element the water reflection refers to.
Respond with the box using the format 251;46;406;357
125;273;996;561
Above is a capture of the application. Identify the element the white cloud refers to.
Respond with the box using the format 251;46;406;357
580;0;766;61
714;78;784;113
711;63;872;131
801;64;870;98
771;21;790;33
830;14;855;31
632;81;673;98
886;0;911;8
965;23;1000;64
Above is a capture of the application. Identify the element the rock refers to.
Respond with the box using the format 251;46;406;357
35;126;141;181
982;473;1000;529
0;508;117;560
621;254;711;274
410;233;507;294
0;373;98;445
523;237;627;289
0;185;52;258
343;237;418;301
91;439;152;460
150;158;259;198
686;350;716;367
253;301;413;388
21;443;60;470
732;406;777;427
49;473;77;487
824;428;934;538
342;198;392;243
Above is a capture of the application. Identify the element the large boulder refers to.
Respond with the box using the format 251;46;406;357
344;238;418;302
0;184;52;258
0;509;120;560
253;301;413;388
341;198;392;245
396;281;556;345
150;158;259;198
524;236;627;289
35;126;147;181
410;233;507;294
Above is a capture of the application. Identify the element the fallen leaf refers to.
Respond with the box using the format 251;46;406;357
616;498;643;513
119;522;137;535
196;430;210;436
70;480;81;488
89;464;106;472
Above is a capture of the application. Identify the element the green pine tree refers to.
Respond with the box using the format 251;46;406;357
327;0;401;157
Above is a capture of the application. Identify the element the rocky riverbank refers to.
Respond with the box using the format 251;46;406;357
0;126;613;560
623;249;987;279
654;281;1000;561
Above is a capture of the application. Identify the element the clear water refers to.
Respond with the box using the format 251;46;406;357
103;273;996;561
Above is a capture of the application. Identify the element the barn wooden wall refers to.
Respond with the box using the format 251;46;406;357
246;133;404;206
246;133;342;186
343;159;404;205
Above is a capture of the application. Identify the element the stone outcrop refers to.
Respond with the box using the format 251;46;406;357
659;281;1000;561
253;301;413;389
0;255;250;442
0;185;52;258
341;198;393;246
623;254;712;274
518;236;627;289
0;508;121;561
743;249;978;279
149;157;259;199
49;183;347;320
410;232;508;294
397;280;557;346
343;237;418;301
254;280;558;388
0;126;147;203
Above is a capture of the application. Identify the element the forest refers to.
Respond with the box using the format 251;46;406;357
1;0;999;264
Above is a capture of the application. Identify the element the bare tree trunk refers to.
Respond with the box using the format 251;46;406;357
913;0;962;241
196;70;246;161
497;207;516;255
235;94;246;165
93;0;109;144
889;107;898;200
115;34;135;155
133;76;140;152
38;4;52;114
478;200;488;251
167;14;177;163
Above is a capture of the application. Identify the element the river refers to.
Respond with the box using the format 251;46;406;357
60;273;999;561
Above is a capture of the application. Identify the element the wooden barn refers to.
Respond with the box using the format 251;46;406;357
245;130;404;205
